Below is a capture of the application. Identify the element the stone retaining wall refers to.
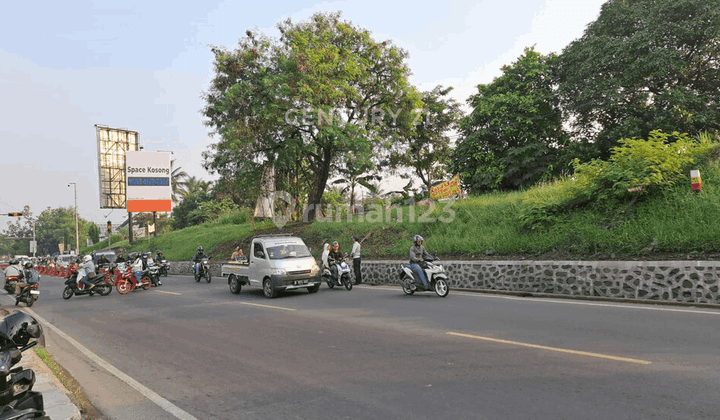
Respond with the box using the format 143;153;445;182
168;259;720;304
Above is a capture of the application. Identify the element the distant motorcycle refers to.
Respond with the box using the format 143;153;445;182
398;255;450;297
147;262;161;287
194;257;212;283
15;269;40;307
323;254;352;290
62;271;113;299
3;262;23;295
157;259;169;277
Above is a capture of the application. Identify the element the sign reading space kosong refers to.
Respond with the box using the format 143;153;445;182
125;151;172;212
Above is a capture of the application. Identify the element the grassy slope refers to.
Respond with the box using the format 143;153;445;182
82;161;720;262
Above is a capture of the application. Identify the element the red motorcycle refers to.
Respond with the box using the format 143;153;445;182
110;263;151;294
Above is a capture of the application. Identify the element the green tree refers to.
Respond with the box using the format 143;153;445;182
170;159;189;204
451;47;567;193
555;0;720;159
88;223;100;244
179;176;212;201
202;12;421;221
390;85;461;195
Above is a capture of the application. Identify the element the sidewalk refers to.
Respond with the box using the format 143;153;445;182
22;348;82;420
0;308;81;420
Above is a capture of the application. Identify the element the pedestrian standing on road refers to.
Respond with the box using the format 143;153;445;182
350;235;362;284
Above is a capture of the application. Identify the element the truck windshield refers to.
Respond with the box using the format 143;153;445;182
266;244;311;260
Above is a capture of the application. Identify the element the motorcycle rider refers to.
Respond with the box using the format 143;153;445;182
5;260;25;294
193;246;208;277
76;255;97;290
130;252;144;287
328;241;344;282
409;235;432;289
15;261;38;302
97;254;109;268
154;250;164;265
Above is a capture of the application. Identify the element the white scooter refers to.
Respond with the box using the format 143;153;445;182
398;255;450;297
323;255;353;290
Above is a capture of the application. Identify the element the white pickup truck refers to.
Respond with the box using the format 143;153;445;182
221;235;321;298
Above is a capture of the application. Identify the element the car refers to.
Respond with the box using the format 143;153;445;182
92;250;117;265
55;254;78;267
221;235;321;298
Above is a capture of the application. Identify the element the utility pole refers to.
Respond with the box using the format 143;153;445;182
68;183;79;255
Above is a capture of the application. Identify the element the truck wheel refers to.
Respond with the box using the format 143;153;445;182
229;275;241;294
307;284;320;293
263;278;277;299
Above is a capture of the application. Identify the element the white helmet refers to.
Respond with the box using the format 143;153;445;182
83;255;92;263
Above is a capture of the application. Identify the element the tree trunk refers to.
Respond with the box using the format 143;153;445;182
306;148;333;222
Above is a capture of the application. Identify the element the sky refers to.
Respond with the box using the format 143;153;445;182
0;0;606;231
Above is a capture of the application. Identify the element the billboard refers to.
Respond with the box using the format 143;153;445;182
430;175;461;200
96;125;139;209
125;151;172;212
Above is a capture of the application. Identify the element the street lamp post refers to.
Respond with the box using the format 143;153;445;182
68;183;79;255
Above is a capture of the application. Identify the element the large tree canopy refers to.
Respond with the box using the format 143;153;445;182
202;12;421;220
555;0;720;159
450;47;567;193
390;85;461;194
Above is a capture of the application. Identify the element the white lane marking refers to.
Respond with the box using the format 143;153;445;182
23;308;198;420
156;290;182;296
358;285;720;316
447;332;651;365
459;293;720;315
240;302;296;311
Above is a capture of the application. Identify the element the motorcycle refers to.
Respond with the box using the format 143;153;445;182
323;255;353;290
14;269;40;308
398;255;450;297
61;270;113;299
4;266;21;295
113;264;152;294
0;311;49;419
147;262;161;287
194;257;212;283
157;259;169;277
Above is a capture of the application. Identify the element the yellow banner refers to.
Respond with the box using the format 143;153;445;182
430;175;461;200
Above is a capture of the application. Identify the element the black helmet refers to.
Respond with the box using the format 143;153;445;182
9;259;19;266
23;262;33;269
156;250;162;255
413;234;424;244
198;246;204;252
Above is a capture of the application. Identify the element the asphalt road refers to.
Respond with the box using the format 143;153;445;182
3;272;720;419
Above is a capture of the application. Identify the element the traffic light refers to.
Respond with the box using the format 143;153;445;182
107;221;112;231
7;212;22;217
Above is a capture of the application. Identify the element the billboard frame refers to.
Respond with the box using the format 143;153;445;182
95;124;139;209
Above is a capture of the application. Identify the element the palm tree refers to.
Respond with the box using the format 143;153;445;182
332;173;381;212
179;176;212;200
171;159;188;203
